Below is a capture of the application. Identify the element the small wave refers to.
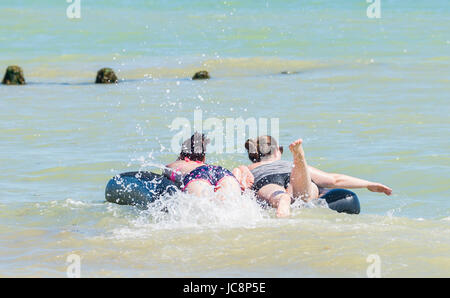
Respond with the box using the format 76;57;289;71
291;197;329;210
107;189;341;240
63;198;89;208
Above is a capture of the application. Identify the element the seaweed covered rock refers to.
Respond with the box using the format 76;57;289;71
95;68;118;84
2;66;26;85
192;70;210;80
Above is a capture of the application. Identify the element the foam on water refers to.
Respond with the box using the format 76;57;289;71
108;191;267;239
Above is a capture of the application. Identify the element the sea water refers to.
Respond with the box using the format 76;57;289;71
0;0;449;277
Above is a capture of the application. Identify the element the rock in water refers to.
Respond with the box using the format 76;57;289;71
95;68;118;84
2;66;26;85
192;70;210;80
280;71;299;75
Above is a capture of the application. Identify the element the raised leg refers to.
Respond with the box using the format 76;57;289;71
289;139;318;202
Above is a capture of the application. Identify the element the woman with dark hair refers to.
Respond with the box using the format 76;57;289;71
233;136;392;217
164;132;241;200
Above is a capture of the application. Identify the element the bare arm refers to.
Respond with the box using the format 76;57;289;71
232;165;254;190
309;166;392;195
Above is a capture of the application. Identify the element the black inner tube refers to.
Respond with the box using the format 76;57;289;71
105;171;177;208
105;172;361;214
321;189;361;214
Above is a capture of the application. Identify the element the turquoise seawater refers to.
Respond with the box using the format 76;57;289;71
0;0;449;277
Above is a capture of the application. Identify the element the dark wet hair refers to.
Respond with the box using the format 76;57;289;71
245;135;282;163
179;132;210;162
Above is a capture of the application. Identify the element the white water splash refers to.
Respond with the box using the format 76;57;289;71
109;190;269;239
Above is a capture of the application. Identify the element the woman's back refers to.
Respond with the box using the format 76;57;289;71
166;159;203;176
250;159;292;185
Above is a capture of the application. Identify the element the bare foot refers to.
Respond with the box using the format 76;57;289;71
368;183;393;196
289;138;306;163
